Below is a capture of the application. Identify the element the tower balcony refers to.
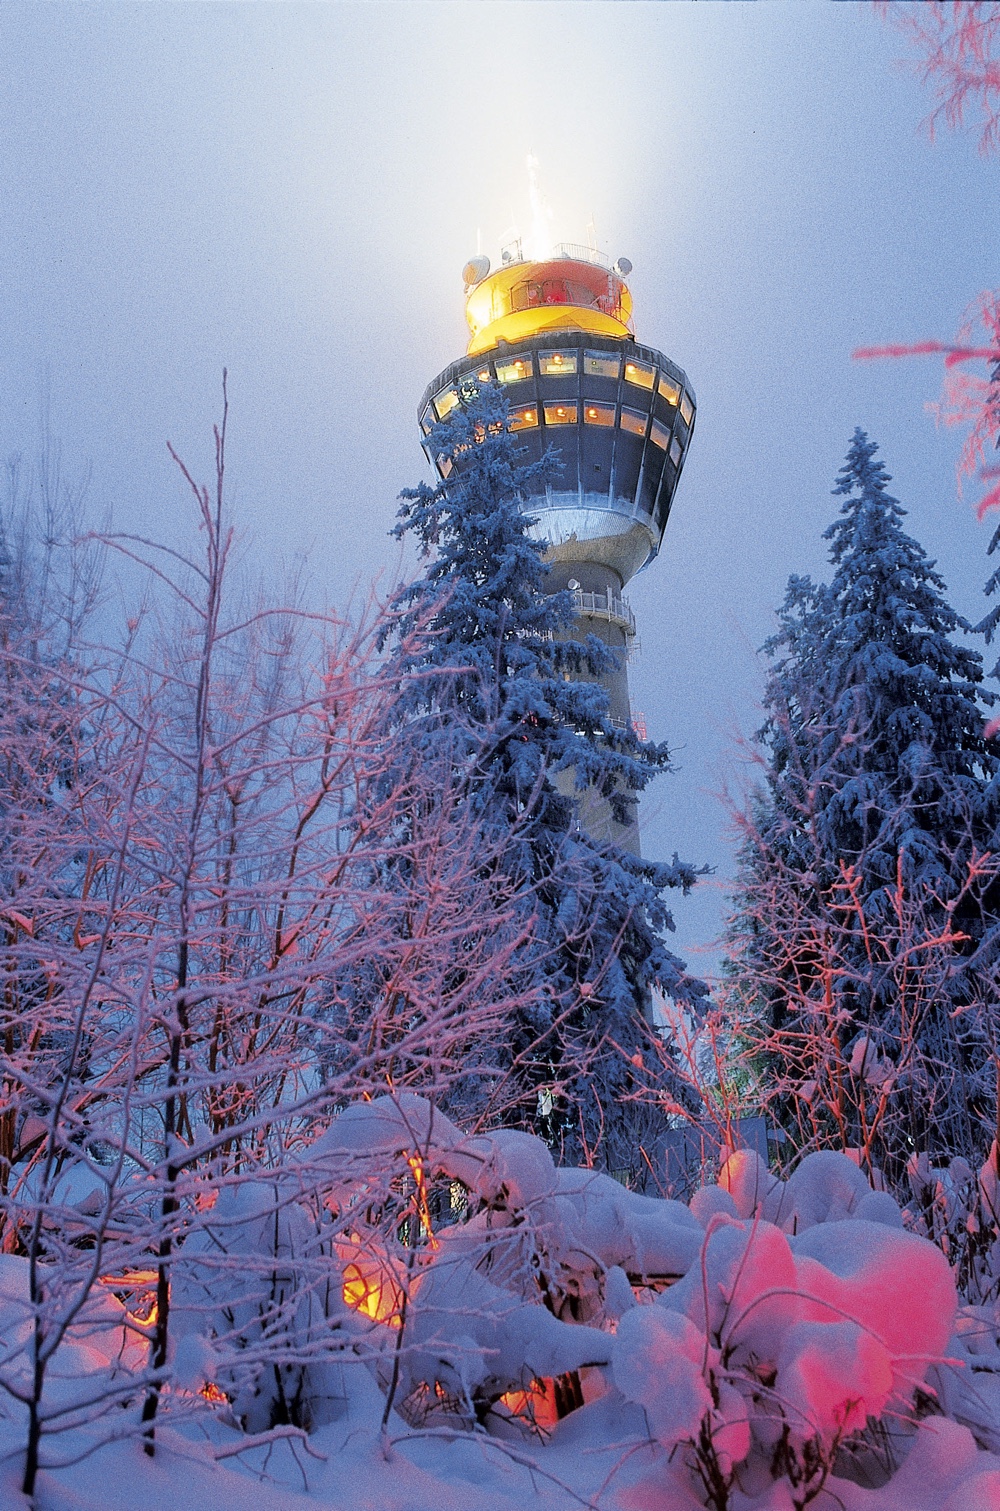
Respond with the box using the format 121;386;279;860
463;249;634;355
570;586;636;638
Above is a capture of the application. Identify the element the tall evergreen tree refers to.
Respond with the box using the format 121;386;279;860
813;429;991;889
764;431;994;902
727;429;1000;1171
386;381;707;1170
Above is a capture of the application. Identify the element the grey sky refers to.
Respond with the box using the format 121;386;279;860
0;2;995;974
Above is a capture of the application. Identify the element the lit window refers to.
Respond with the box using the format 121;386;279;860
434;389;459;420
449;1180;468;1215
620;406;647;437
649;419;671;450
495;357;533;384
420;408;435;436
509;406;538;431
584;352;620;380
624;359;655;390
437;453;454;477
543;403;578;425
539;351;578;377
679;392;694;426
658;373;680;406
477;368;491;382
584;402;615;427
669;437;683;466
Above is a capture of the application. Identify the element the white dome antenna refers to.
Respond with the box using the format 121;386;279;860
462;255;490;290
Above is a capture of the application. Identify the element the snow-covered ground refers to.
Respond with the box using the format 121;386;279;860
6;1097;1000;1509
7;1377;1000;1510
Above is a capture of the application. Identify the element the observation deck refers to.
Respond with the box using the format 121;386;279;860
419;244;694;588
464;241;634;355
420;343;694;587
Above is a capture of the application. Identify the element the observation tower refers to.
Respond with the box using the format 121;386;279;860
418;239;696;847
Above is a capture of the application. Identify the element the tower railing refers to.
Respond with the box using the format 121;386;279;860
569;588;636;637
554;242;610;268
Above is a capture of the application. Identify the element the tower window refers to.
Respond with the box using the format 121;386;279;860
649;418;671;450
434;388;460;420
658;373;680;406
624;359;655;390
584;402;615;427
584;352;620;379
620;406;648;437
510;279;571;310
495;357;533;384
543;403;578;425
419;407;435;436
670;436;683;467
539;351;578;377
679;392;694;426
509;280;541;311
509;406;538;431
437;453;454;478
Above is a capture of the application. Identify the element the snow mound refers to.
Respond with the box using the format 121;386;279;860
718;1146;904;1232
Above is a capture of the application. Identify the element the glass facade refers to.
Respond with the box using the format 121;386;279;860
584;402;615;426
584;351;620;380
624;359;655;390
658;374;680;406
434;388;459;420
539;351;578;377
419;332;695;575
495;356;533;384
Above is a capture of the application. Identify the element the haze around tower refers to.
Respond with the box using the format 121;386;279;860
0;1;992;973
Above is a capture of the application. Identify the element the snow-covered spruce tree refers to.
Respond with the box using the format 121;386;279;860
386;381;707;1172
726;429;1000;1176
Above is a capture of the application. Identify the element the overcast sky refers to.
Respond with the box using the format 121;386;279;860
0;2;996;975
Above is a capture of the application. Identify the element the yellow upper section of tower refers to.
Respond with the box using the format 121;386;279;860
465;255;634;356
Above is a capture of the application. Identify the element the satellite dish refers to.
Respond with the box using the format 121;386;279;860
462;255;490;288
614;257;633;277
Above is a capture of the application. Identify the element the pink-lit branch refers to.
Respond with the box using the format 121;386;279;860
865;7;1000;518
883;1;1000;155
855;293;1000;518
